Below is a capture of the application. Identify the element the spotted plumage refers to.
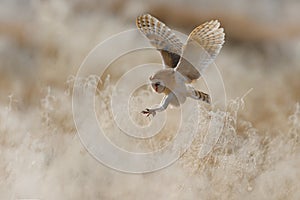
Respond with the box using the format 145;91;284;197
191;89;211;104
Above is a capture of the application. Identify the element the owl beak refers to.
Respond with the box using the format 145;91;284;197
152;83;158;92
154;83;159;92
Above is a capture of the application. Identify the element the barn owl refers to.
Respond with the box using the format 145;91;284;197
136;14;225;117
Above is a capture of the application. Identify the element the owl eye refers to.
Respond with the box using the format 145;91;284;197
154;82;160;87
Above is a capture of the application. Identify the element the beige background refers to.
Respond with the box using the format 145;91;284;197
0;0;299;199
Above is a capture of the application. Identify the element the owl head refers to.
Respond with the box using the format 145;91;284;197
149;69;175;93
149;75;165;93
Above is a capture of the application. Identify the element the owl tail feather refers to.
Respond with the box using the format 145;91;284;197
189;88;210;104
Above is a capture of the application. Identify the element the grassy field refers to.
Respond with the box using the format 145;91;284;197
0;0;299;199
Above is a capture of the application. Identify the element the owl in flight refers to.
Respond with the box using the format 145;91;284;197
136;14;225;117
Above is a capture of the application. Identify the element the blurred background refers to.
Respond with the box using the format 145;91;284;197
0;0;299;199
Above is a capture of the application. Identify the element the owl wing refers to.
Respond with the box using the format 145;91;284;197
136;14;183;68
175;20;225;82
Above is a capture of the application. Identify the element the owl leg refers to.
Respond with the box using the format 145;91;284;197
188;87;210;104
141;93;173;117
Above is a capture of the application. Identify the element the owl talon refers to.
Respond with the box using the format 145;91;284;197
141;108;156;117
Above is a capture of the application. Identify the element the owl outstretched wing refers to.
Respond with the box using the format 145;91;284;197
136;14;183;68
175;20;225;82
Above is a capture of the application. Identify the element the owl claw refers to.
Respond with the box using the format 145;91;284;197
141;108;156;117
